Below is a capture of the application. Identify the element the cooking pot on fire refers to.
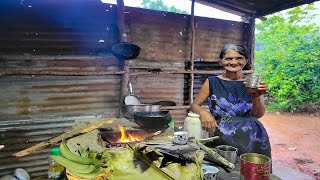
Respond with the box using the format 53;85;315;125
134;111;172;129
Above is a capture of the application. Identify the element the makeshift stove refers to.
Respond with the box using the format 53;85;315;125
98;124;173;148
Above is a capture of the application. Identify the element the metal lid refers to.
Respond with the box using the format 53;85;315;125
187;112;200;118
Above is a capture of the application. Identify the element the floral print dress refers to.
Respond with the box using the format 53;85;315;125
208;76;271;158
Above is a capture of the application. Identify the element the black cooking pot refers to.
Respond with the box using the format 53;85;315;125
112;42;140;60
134;111;172;129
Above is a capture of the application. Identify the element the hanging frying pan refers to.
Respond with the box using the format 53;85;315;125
124;81;142;105
112;43;140;60
112;0;140;60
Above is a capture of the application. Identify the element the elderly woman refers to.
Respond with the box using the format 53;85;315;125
190;44;271;158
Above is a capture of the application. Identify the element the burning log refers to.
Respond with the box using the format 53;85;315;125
119;126;143;143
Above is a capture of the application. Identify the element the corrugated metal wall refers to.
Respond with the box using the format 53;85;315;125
0;0;251;177
127;8;250;126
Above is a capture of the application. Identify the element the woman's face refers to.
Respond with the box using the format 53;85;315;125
220;50;247;72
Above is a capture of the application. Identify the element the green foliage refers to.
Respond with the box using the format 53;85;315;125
255;4;320;112
140;0;188;14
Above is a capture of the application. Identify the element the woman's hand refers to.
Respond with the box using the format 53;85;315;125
244;81;269;97
199;111;219;132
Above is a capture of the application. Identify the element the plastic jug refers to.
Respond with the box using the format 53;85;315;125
184;112;208;139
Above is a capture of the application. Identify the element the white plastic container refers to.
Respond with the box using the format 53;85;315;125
0;175;17;180
184;112;208;139
0;168;30;180
14;168;30;180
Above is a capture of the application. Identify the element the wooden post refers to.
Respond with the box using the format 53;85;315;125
189;0;196;104
116;0;129;108
116;0;127;43
247;18;255;70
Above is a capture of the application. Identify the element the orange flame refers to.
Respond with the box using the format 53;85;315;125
119;126;143;143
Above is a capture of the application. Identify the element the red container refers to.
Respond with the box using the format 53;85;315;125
240;153;271;180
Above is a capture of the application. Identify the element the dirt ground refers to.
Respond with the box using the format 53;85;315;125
260;112;320;179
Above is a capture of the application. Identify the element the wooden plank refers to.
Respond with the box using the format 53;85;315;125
0;70;126;76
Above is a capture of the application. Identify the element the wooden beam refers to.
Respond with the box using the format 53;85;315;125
116;0;130;112
254;0;319;18
129;70;253;75
189;0;196;104
247;18;255;70
196;0;251;17
0;70;126;76
0;69;254;76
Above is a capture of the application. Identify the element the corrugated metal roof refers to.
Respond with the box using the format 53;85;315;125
198;0;319;18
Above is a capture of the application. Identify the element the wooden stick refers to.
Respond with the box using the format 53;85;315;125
13;118;116;157
191;139;235;169
197;136;220;143
127;144;176;180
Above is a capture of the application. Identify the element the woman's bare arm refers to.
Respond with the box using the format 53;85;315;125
190;79;218;131
245;81;268;118
251;96;265;118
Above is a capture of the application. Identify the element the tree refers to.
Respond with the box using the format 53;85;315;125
140;0;188;14
255;4;320;112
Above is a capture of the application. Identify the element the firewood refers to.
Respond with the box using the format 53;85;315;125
191;139;235;169
197;136;219;143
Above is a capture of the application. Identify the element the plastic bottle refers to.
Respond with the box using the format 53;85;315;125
48;148;65;180
163;119;175;138
184;112;208;139
169;119;175;132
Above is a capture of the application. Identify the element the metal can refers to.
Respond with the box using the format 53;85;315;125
240;153;271;180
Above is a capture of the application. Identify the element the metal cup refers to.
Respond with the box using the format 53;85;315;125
202;165;219;180
173;131;188;145
240;153;271;180
216;145;238;163
245;75;262;88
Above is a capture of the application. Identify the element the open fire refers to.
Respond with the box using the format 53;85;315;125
99;125;163;148
118;126;143;143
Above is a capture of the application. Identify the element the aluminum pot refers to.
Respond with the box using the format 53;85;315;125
216;145;238;163
120;104;160;120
